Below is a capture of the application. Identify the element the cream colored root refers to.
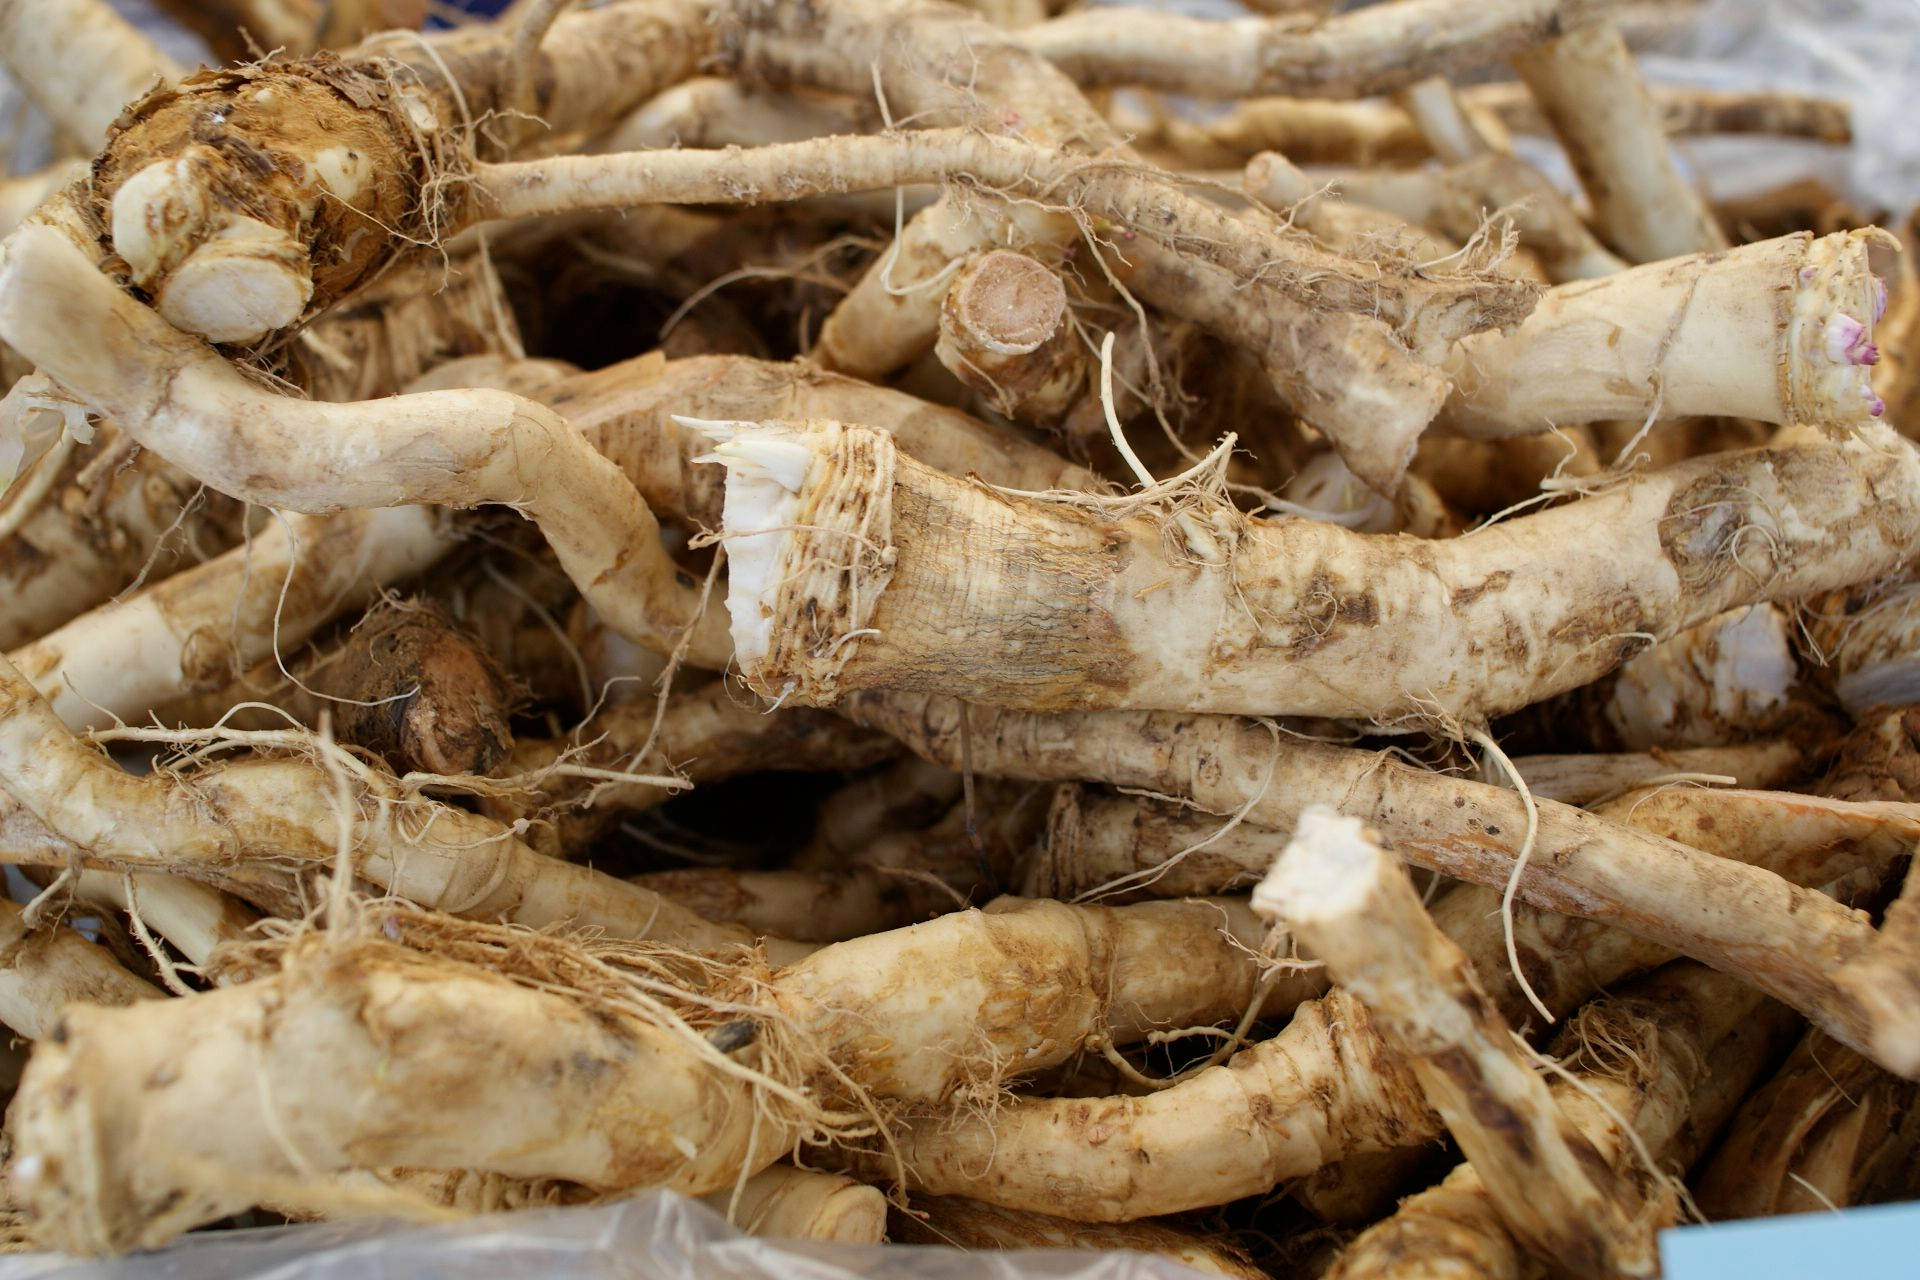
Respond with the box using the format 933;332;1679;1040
0;896;161;1040
285;260;526;406
1325;963;1789;1280
1512;18;1728;262
891;1197;1266;1278
1510;739;1807;806
470;128;1530;357
768;895;1321;1105
7;936;808;1253
0;0;176;146
841;694;1920;1076
71;871;258;971
600;78;879;153
11;506;452;733
0;651;805;962
1109;234;1454;494
1025;784;1285;900
1018;0;1613;97
0;226;730;667
0;427;253;652
1260;809;1660;1279
715;419;1920;722
1694;1028;1920;1218
869;985;1425;1220
1239;154;1469;273
1442;230;1889;437
1265;152;1625;282
934;250;1088;427
525;351;1098;531
734;0;1104;380
0;160;84;239
699;1165;885;1244
1802;572;1920;716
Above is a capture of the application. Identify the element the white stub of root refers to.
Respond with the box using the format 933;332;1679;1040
155;218;314;345
687;417;811;674
110;152;314;345
1252;805;1378;926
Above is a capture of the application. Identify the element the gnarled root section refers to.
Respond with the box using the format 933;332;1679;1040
714;418;1920;722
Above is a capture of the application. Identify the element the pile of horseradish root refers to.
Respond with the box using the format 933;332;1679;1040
0;0;1910;1272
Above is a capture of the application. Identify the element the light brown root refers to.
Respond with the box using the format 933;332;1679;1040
0;649;802;961
717;418;1920;722
769;894;1320;1106
1259;808;1662;1279
11;506;455;733
70;871;260;972
798;758;963;866
0;226;730;667
1511;17;1727;262
1325;962;1797;1280
1693;1028;1920;1218
1511;739;1807;806
0;895;162;1039
1442;230;1891;437
840;694;1920;1076
0;0;177;147
487;677;894;853
6;917;847;1253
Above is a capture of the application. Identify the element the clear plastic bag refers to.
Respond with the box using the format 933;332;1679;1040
0;1193;1216;1280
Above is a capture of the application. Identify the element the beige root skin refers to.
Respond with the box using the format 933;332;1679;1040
717;419;1920;722
600;78;879;153
1259;809;1662;1279
769;895;1321;1106
1277;152;1626;282
626;868;950;945
7;937;806;1253
0;897;161;1040
801;758;963;865
890;1197;1266;1278
1801;572;1920;717
1694;1029;1920;1218
1471;80;1853;145
1512;18;1728;262
867;986;1427;1221
700;1166;885;1244
1442;230;1890;437
0;651;803;962
0;227;730;667
0;428;253;652
10;506;455;733
0;0;176;147
69;871;259;970
841;694;1920;1075
1018;0;1613;97
934;250;1088;427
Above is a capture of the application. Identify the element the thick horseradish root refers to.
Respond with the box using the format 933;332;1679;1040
0;0;1912;1266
